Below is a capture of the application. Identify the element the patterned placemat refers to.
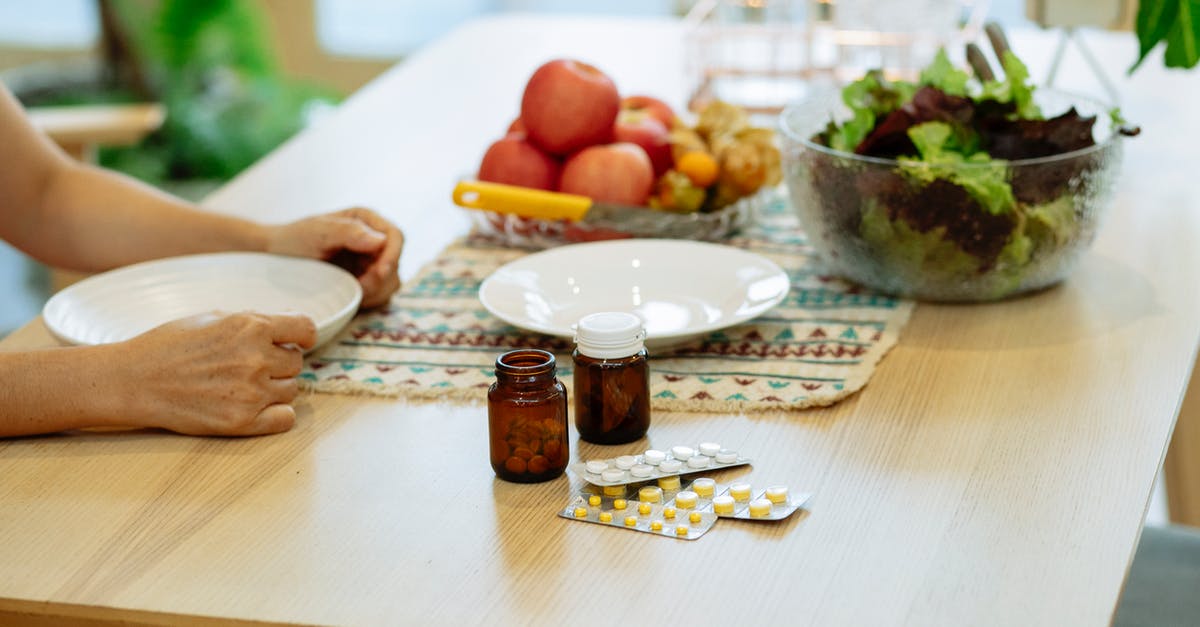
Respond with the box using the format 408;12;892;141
300;200;914;412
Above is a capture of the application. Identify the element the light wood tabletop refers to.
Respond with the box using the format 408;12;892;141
2;15;1198;627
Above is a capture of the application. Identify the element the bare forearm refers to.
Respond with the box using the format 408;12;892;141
16;162;269;271
0;346;132;437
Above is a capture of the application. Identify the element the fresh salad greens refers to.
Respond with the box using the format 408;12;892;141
806;49;1131;299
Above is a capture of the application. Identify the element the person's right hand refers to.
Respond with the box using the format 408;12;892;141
118;312;317;436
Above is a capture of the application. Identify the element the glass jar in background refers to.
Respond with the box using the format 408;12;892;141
572;312;651;445
487;349;568;483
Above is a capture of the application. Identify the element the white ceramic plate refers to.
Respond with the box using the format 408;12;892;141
479;239;789;348
43;252;362;352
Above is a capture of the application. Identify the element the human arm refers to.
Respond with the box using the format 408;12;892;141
0;312;316;437
0;83;402;307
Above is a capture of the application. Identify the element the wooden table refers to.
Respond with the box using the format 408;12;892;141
2;16;1198;626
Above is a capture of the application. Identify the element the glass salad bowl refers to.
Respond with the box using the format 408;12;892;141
780;88;1126;302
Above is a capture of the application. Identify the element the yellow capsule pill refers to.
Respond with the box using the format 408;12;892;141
603;485;626;497
676;525;689;536
599;512;613;523
663;507;676;520
749;498;772;518
573;507;588;518
624;516;637;527
657;475;682;491
691;478;716;498
689;511;703;524
639;486;663;503
588;495;602;507
674;490;698;509
713;495;735;514
638;502;652;516
650;520;663;531
613;499;627;510
765;485;789;504
729;482;752;501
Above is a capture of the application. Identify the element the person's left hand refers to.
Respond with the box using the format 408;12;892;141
266;207;403;308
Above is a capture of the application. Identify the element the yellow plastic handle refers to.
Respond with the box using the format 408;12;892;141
452;180;592;222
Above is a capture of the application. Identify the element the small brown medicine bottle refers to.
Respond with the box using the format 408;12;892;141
487;349;569;483
573;312;651;444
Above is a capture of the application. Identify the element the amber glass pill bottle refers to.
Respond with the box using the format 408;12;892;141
487;349;569;483
573;312;651;444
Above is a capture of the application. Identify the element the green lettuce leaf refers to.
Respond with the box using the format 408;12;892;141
980;51;1041;119
918;49;970;97
901;122;1016;215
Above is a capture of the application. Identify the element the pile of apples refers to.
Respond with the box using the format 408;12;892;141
476;59;677;206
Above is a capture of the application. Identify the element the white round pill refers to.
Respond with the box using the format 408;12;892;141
670;445;695;460
614;455;637;470
698;442;721;456
686;455;711;469
630;464;654;478
601;469;626;483
585;460;609;474
715;449;738;464
659;459;683;473
642;449;666;465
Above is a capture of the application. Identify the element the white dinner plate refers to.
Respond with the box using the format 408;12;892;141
43;252;362;352
478;239;789;348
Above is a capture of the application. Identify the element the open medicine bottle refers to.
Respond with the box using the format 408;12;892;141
573;312;651;445
488;349;569;483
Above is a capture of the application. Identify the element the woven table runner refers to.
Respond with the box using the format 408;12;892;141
300;201;914;412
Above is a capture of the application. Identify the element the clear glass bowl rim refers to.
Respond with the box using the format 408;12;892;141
778;87;1124;169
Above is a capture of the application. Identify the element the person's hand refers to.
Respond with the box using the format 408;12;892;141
119;312;317;436
265;207;403;308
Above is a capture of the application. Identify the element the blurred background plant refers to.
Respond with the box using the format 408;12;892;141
1131;0;1199;71
17;0;339;185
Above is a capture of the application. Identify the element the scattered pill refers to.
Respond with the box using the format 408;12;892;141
663;507;676;520
615;455;637;470
689;511;703;524
642;449;666;465
715;450;738;464
651;520;663;531
674;490;698;509
765;485;789;504
630;464;654;478
659;459;683;473
639;486;663;503
599;512;613;523
573;507;588;518
675;525;689;536
698;442;721;456
613;499;627;510
638;502;652;516
686;455;711;469
670;445;695;460
588;495;602;507
713;495;735;514
603;485;625;497
657;475;681;491
729;483;752;501
585;460;609;474
692;478;716;497
625;516;637;527
749;498;773;518
601;469;625;483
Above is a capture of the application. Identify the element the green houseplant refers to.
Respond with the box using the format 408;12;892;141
1132;0;1200;70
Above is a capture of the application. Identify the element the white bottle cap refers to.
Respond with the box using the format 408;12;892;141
574;312;645;359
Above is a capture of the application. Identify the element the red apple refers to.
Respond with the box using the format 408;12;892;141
613;109;672;176
477;134;560;191
520;59;620;156
620;95;676;129
559;142;654;206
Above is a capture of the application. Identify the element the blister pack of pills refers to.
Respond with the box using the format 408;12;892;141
570;442;750;487
559;476;810;540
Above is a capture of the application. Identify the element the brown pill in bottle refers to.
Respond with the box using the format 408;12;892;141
572;312;650;445
487;349;568;483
